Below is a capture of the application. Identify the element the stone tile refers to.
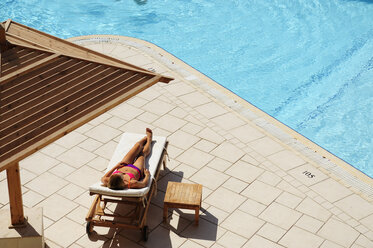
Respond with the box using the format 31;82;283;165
257;171;282;186
218;231;247;248
55;131;87;149
137;111;160;124
109;102;144;120
197;127;225;144
226;160;264;183
206;157;232;172
119;118;152;134
201;205;230;225
360;214;373;231
45;217;85;247
243;235;285;248
230;124;265;144
87;156;109;172
177;147;214;169
296;197;331;222
20;168;37;184
259;202;302;230
165;81;196;97
238;198;267;216
78;138;103;152
181;218;225;247
210;142;245;163
65;166;103;189
58;183;86;200
318;218;360;247
249;137;284;157
279;226;324;248
142;98;175;116
104;115;128;129
222;177;248;193
19;152;60;175
40;143;67;157
334;194;373;220
88;113;112;126
22;190;44;208
174;163;198;179
193;139;217;153
205;187;246;213
211;112;246;130
221;210;264;239
355;234;373;248
168;130;200;149
257;223;287;242
25;172;68;197
241;154;260;166
320;240;344;248
179;240;205;248
153;114;187;132
124;53;153;66
241;180;282;205
267;150;306;171
179;91;211;107
57;146;97;168
276;180;306;198
296;214;324;233
195;102;228;119
190;166;229;190
288;163;329;186
49;163;76;178
85;124;121;143
37;194;78;221
310;178;353;203
169;106;189;119
66;205;88;225
94;140;117;160
275;191;303;209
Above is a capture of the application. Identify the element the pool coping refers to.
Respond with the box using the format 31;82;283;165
68;34;373;200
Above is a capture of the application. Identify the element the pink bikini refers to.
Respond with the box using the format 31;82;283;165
112;163;144;180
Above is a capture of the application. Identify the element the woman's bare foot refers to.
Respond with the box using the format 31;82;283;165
146;128;153;142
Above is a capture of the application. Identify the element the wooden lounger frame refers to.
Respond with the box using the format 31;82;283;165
85;142;168;241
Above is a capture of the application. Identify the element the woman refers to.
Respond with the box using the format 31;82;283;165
101;128;153;190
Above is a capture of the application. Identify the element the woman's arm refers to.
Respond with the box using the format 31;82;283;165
101;162;123;186
129;169;150;189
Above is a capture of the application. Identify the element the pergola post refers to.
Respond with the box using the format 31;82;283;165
0;23;6;52
6;163;26;227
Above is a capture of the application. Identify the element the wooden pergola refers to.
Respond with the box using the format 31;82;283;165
0;19;173;227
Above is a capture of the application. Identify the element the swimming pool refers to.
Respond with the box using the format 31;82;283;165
1;0;372;178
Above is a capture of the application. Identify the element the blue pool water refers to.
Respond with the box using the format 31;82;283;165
1;0;373;178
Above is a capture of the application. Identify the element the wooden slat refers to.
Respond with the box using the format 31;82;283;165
1;73;149;155
0;53;61;85
0;70;138;146
1;48;42;70
1;56;70;94
1;60;91;116
2;51;49;76
0;75;160;171
0;65;115;138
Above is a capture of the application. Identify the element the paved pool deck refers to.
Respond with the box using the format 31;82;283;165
1;35;372;248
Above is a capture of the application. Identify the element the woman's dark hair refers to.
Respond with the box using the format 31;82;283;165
108;173;126;190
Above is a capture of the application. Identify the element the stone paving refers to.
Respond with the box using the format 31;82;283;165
1;35;373;248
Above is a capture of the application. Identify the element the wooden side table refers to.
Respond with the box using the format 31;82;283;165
163;182;202;225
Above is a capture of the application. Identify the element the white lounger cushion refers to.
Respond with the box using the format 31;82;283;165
89;133;167;197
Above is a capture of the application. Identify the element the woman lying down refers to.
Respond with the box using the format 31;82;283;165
101;128;153;190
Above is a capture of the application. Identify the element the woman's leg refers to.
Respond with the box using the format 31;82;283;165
120;136;147;164
133;128;153;172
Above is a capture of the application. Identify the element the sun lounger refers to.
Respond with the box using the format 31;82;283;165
86;133;168;241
